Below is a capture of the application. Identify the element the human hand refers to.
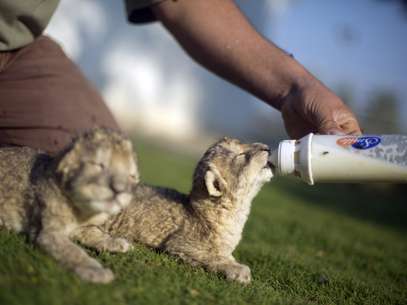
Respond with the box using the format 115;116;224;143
281;79;362;139
152;0;362;139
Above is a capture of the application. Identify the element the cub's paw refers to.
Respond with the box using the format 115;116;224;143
105;238;133;253
75;265;115;283
224;263;252;284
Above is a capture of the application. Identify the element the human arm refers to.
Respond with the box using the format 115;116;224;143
151;0;361;138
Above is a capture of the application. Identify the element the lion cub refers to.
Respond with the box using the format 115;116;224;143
0;128;138;283
101;137;273;284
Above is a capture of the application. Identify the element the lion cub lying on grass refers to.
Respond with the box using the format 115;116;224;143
0;129;138;283
97;137;273;284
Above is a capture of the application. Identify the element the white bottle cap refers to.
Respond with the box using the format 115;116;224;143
277;140;296;175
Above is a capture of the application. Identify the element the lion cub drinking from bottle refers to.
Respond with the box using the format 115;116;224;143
97;137;273;284
0;129;138;283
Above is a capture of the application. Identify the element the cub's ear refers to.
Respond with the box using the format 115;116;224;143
204;164;228;197
56;140;83;178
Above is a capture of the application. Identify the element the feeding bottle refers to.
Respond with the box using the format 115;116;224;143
269;133;407;184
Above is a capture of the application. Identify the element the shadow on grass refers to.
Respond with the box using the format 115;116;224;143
272;178;407;233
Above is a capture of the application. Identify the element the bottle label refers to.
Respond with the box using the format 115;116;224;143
336;135;407;167
336;137;358;147
336;136;381;149
351;136;381;150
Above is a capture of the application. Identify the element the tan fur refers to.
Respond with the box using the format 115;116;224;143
98;138;273;284
0;128;138;283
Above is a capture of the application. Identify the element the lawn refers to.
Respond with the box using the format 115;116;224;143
0;140;406;305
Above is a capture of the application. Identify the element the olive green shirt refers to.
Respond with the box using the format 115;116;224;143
0;0;164;51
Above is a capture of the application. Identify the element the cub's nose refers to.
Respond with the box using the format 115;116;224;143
253;143;270;152
110;177;128;193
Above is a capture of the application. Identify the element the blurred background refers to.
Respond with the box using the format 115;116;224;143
46;0;407;150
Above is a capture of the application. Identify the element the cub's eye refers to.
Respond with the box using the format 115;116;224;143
235;152;250;162
87;162;105;171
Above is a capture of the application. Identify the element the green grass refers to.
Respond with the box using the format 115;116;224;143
1;140;406;305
